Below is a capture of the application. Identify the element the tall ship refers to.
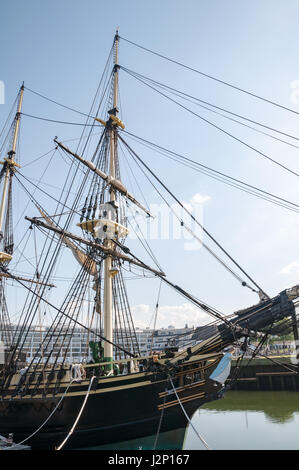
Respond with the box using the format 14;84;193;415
0;32;298;450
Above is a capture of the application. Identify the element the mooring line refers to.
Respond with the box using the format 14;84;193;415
168;376;212;450
15;379;76;446
56;376;96;451
153;389;167;450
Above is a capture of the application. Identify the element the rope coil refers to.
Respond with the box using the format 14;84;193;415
71;363;86;382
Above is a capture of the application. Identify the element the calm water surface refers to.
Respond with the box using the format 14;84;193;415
89;391;299;450
185;391;299;450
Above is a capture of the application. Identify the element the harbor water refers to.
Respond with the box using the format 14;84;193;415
89;391;299;450
185;391;299;450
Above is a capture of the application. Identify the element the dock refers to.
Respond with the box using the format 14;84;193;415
228;356;299;391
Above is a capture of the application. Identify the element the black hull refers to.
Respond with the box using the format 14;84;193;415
0;358;222;449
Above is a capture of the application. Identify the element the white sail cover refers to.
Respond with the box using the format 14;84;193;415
36;207;97;277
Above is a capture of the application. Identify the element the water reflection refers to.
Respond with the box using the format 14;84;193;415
202;391;299;424
82;391;299;450
184;391;299;450
84;427;187;450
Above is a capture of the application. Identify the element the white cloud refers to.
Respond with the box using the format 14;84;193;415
280;259;299;275
190;193;211;205
131;302;212;329
180;193;211;212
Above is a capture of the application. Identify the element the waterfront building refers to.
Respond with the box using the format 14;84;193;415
8;324;195;364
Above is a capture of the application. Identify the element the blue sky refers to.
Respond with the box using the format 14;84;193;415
1;1;299;329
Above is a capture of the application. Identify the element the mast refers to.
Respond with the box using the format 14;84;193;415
50;32;140;364
103;31;119;364
0;83;23;263
0;84;23;349
54;139;152;217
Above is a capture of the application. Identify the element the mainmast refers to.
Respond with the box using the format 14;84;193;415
103;31;120;364
0;83;23;263
54;32;140;363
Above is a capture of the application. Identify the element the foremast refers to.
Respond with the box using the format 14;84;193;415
0;83;23;349
0;83;23;264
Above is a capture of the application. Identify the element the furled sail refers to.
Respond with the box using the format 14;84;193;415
54;139;152;218
26;215;165;277
35;206;97;277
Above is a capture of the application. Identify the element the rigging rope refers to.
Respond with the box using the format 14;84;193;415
24;86;94;119
246;344;298;373
0;266;137;358
22;63;299;148
14;173;82;218
15;379;76;446
16;89;299;213
112;238;233;327
123;130;299;215
168;375;211;450
153;389;166;450
119;134;268;298
120;66;299;148
118;140;255;289
122;68;299;180
15;110;299;214
56;376;96;451
150;279;162;354
20;112;102;127
23;77;299;153
119;35;299;118
126;204;163;273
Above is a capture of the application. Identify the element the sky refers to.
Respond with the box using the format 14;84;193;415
1;0;299;330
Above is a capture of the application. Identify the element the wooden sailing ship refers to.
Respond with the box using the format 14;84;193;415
0;32;298;450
